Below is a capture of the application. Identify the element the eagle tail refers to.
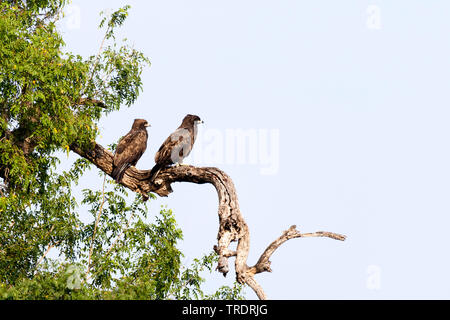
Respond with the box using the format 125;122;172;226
111;163;130;182
149;163;163;182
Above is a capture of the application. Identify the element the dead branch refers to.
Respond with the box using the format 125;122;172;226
70;141;346;299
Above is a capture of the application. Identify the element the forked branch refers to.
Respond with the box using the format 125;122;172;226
70;141;346;299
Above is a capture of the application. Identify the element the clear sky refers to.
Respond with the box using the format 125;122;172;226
56;0;450;299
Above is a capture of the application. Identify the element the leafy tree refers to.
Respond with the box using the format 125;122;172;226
0;0;245;299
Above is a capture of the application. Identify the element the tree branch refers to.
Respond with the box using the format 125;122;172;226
70;141;346;299
247;226;346;276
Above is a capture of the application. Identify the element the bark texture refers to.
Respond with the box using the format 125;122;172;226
70;141;346;299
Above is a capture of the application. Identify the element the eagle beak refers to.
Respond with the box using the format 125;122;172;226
146;123;151;127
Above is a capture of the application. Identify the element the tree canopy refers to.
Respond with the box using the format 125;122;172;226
0;0;244;299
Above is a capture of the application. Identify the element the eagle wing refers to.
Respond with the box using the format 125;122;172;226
114;129;148;167
154;128;193;165
112;129;148;182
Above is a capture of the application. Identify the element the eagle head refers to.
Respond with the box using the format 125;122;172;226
132;119;151;130
181;114;203;128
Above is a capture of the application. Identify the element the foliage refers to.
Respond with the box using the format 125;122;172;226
169;252;245;300
0;1;245;299
0;177;244;299
0;1;148;194
0;159;244;299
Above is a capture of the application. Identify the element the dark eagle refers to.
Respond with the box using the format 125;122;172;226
111;119;150;182
149;114;203;180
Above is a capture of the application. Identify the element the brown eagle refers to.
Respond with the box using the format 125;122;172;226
111;119;150;182
149;114;203;180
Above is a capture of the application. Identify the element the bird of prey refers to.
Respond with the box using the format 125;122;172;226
111;119;150;182
149;114;203;181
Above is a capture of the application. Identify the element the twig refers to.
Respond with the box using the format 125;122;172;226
85;19;111;88
85;211;135;282
105;212;134;257
86;174;107;278
33;225;56;273
34;240;60;272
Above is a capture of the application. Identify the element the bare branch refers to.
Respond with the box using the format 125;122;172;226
70;141;346;299
34;241;60;272
248;225;346;277
34;225;55;268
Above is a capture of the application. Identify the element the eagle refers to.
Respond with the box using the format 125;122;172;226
149;114;203;181
111;119;150;182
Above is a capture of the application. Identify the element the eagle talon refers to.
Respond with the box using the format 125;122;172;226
175;163;188;167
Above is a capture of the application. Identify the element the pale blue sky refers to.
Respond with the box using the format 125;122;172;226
56;1;450;299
